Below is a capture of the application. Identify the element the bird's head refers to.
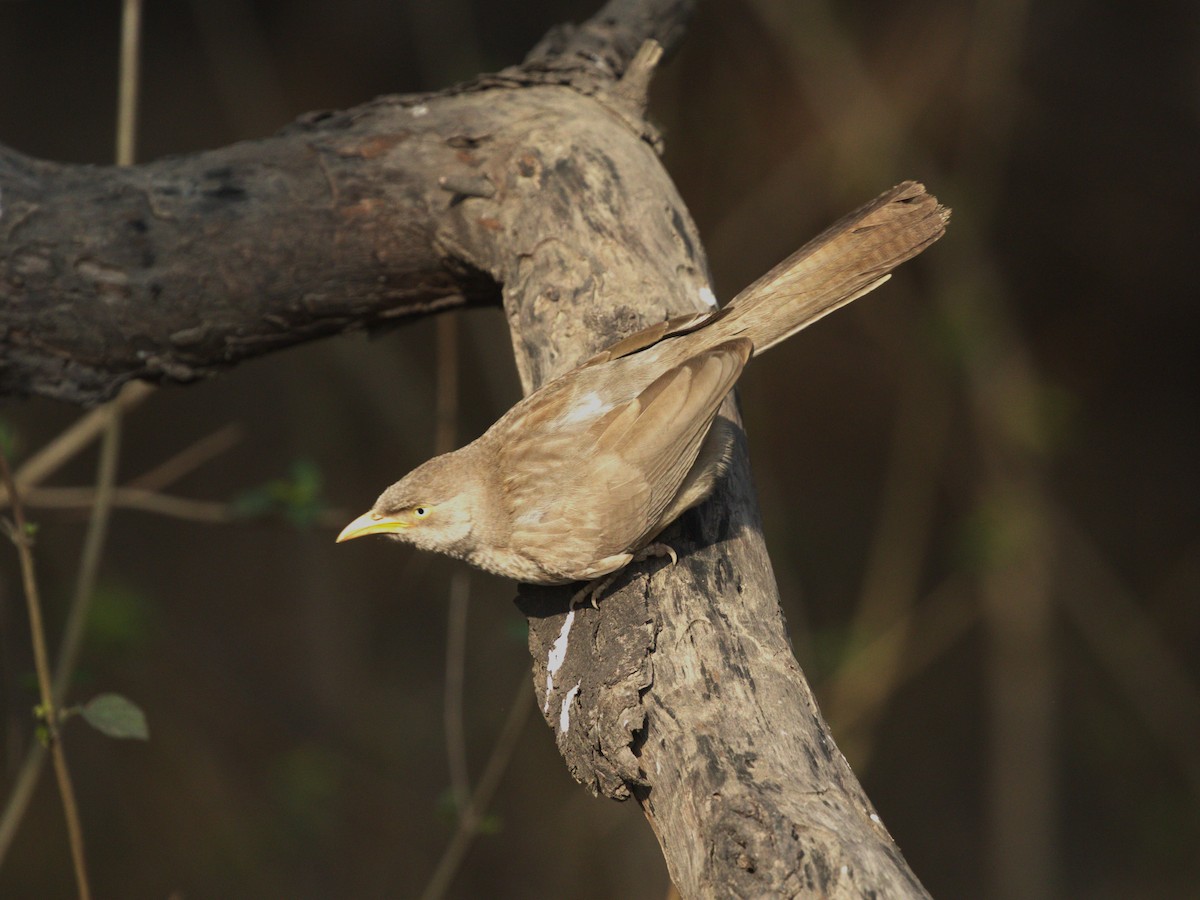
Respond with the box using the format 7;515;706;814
336;451;481;555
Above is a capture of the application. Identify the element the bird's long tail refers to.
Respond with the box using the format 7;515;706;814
720;181;949;356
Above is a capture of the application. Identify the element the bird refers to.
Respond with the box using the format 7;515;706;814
337;181;948;592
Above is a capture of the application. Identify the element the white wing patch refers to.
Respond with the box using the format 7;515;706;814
698;286;718;308
557;390;613;426
512;507;545;527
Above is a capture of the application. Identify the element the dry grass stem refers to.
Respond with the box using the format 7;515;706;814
0;455;92;898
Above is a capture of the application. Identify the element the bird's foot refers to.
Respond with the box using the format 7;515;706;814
570;572;617;610
570;542;679;610
633;542;678;567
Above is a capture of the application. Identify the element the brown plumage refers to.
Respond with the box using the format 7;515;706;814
337;181;949;584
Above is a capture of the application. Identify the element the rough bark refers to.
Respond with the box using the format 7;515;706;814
0;1;930;896
0;1;685;406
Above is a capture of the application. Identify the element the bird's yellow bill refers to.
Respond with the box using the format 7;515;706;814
336;511;409;543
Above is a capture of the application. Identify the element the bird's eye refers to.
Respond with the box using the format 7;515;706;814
414;506;429;517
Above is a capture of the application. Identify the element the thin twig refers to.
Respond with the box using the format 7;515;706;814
0;425;319;871
0;586;21;777
825;575;977;736
824;361;950;768
742;0;910;188
0;455;92;900
443;571;471;810
938;0;1050;894
115;0;144;167
0;422;244;868
13;486;231;522
1054;511;1200;798
0;410;123;870
126;423;242;491
0;744;44;870
751;2;1055;895
12;485;348;529
2;382;153;502
435;314;474;812
419;672;534;900
53;407;123;701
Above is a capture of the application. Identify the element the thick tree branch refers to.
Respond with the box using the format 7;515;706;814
0;0;932;896
0;97;502;403
0;0;695;405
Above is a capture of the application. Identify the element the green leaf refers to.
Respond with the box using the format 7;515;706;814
80;693;149;740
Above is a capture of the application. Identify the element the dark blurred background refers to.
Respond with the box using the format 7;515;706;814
1;0;1197;897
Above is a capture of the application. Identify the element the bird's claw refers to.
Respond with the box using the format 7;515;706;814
571;575;614;611
637;542;678;567
572;542;680;610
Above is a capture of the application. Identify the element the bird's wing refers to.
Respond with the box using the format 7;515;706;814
577;308;732;367
501;339;751;580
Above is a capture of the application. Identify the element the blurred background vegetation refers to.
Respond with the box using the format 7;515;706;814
0;0;1196;897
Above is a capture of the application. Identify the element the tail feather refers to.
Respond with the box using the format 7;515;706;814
720;181;949;355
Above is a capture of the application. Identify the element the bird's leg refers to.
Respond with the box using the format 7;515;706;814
570;542;680;610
